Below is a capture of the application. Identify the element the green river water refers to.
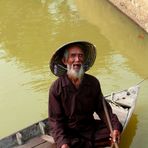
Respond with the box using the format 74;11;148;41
0;0;148;147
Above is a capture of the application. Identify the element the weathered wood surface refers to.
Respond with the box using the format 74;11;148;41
16;136;56;148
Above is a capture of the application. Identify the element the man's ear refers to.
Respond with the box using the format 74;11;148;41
62;57;67;65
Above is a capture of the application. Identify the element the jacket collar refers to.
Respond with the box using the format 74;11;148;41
61;73;91;88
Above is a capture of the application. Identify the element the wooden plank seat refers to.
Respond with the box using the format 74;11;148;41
16;135;56;148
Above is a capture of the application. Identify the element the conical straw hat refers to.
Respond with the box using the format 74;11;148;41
50;41;96;77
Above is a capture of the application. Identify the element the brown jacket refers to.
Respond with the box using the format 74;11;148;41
48;74;122;148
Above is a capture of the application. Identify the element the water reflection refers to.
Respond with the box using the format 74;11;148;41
0;0;80;91
0;0;113;92
75;0;148;79
120;114;138;148
0;43;7;59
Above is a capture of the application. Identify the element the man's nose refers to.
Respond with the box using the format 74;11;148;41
75;55;80;62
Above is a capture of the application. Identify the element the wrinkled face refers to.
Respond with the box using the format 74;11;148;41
63;46;85;78
65;46;84;71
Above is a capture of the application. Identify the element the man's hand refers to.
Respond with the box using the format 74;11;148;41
61;144;70;148
110;130;120;144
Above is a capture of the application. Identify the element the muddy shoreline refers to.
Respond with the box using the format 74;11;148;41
108;0;148;33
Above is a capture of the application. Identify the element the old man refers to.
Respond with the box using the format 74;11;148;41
48;41;122;148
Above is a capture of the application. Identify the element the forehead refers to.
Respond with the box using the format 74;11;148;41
67;46;84;54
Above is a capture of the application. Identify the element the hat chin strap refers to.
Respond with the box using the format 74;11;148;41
83;64;89;70
54;64;67;76
57;64;67;70
53;63;90;76
57;63;89;72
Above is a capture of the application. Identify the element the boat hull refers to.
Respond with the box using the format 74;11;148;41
0;85;140;148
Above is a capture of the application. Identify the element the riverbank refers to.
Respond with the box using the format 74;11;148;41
108;0;148;33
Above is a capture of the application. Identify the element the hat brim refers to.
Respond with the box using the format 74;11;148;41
50;41;96;77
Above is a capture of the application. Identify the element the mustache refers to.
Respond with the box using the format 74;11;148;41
67;64;84;79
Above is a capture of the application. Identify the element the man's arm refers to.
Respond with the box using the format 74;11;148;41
102;97;121;144
48;83;70;148
96;95;121;144
94;80;122;142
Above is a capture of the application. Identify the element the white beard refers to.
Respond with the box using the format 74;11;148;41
67;64;84;80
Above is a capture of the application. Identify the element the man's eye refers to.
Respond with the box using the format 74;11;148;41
79;54;84;57
71;54;76;57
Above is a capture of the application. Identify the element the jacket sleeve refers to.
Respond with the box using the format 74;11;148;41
48;82;70;148
94;81;122;132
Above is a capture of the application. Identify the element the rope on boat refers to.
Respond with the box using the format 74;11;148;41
136;77;148;85
110;93;121;107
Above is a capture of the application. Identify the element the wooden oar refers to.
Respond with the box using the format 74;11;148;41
102;98;119;148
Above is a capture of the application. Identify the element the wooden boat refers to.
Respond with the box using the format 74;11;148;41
0;85;140;148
